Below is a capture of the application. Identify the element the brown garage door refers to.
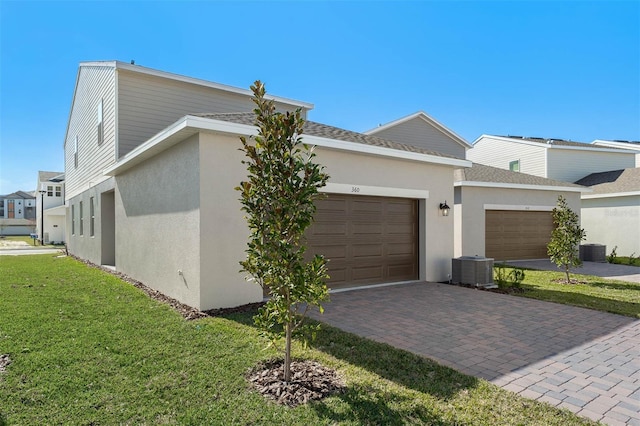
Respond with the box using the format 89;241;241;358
485;210;554;261
306;194;418;289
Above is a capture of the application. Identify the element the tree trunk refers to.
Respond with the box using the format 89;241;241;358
284;320;292;382
565;265;570;283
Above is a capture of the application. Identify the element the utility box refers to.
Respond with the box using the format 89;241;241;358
452;256;494;287
580;244;606;262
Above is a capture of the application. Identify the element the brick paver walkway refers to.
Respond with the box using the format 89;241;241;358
308;282;640;425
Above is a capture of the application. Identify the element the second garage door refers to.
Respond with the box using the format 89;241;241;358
485;210;554;261
306;194;418;289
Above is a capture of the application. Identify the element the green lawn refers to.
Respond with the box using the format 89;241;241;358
498;266;640;318
0;235;56;247
0;255;597;425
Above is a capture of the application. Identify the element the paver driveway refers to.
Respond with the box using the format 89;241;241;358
308;282;640;425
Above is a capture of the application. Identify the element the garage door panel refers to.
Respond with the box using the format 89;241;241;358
352;243;383;258
352;223;383;235
352;265;385;281
307;194;418;289
486;210;553;260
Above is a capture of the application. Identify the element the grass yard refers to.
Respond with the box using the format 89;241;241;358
497;266;640;318
0;255;597;425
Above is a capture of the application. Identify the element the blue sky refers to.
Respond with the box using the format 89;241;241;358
1;0;638;194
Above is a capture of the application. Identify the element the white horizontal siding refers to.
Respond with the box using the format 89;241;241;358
467;136;546;177
547;150;636;182
371;116;466;158
65;66;117;200
117;71;304;158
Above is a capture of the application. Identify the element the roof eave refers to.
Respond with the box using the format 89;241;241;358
105;115;472;177
454;180;588;193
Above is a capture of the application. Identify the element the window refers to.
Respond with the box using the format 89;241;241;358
55;186;61;197
509;160;520;172
71;204;75;235
89;197;95;237
97;99;104;145
79;201;84;236
74;135;79;168
47;185;53;197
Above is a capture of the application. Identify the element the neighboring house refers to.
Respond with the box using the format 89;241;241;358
592;140;640;167
575;168;640;256
64;61;471;310
468;135;637;183
1;191;36;220
454;164;585;260
0;219;36;236
36;171;66;244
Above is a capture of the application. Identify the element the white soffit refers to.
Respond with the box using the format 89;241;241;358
454;180;589;193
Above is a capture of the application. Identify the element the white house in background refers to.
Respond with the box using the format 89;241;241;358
64;61;470;311
468;135;637;183
0;191;36;220
36;171;66;244
592;140;640;167
575;168;640;256
0;191;36;236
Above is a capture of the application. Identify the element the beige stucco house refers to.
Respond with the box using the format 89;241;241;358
454;164;585;261
576;168;640;256
64;61;471;310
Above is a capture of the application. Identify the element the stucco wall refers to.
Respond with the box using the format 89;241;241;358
581;196;640;256
197;131;457;310
115;135;202;309
66;178;116;264
455;186;582;257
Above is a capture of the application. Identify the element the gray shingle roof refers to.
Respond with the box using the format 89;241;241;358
3;190;35;199
574;168;640;194
193;112;465;160
455;163;585;188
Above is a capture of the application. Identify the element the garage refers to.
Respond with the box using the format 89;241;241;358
306;194;418;289
485;210;554;261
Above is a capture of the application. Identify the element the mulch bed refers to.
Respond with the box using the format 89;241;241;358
247;359;344;407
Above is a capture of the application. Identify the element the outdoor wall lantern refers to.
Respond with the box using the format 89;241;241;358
439;201;450;217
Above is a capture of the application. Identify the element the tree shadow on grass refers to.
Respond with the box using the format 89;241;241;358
224;309;475;424
311;384;463;426
583;280;640;292
223;309;479;400
0;412;6;426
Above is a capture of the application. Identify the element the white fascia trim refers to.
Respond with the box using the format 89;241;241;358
107;61;314;110
484;204;555;212
322;182;429;199
364;111;472;148
582;191;640;199
472;135;551;149
592;140;640;151
547;144;637;154
454;180;587;193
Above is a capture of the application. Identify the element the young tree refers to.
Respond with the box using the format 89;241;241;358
547;195;586;283
237;81;330;382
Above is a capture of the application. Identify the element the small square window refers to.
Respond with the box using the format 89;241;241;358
509;160;520;172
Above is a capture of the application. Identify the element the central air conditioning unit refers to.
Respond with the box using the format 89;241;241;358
452;256;495;288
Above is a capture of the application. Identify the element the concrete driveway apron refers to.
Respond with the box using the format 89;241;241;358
308;282;640;426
